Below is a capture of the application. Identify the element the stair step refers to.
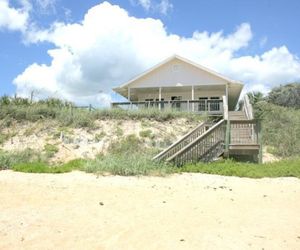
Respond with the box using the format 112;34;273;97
228;111;248;120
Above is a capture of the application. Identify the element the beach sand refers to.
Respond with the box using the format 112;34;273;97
0;170;300;250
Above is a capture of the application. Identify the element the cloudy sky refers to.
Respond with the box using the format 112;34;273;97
1;0;300;106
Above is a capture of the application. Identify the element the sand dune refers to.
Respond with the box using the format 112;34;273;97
0;170;300;250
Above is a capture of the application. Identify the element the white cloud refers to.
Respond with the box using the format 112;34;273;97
132;0;151;11
13;1;300;106
0;0;30;31
131;0;173;15
157;0;173;15
259;36;267;48
33;0;57;14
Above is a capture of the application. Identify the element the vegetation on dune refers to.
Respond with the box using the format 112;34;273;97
1;83;300;177
0;135;174;175
0;96;202;130
0;148;43;170
2;146;300;178
85;135;173;176
254;102;300;157
267;83;300;109
12;159;86;174
182;158;300;178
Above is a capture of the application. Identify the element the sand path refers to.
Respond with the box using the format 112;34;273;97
0;170;300;250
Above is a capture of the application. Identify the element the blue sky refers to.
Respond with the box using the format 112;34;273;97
0;0;300;105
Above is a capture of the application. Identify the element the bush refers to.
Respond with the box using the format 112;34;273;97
139;129;153;138
44;144;59;158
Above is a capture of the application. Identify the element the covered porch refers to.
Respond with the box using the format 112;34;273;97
112;84;229;115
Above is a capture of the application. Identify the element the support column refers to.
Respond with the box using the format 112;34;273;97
191;85;195;112
128;88;131;101
225;83;229;109
159;87;162;110
225;83;230;157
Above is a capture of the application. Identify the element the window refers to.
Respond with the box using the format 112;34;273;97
198;97;208;111
171;96;182;110
209;97;221;111
145;98;154;108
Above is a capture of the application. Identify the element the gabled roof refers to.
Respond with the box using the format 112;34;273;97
114;54;242;90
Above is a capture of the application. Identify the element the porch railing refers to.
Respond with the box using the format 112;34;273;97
111;99;223;114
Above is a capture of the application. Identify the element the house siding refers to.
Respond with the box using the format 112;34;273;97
129;58;227;88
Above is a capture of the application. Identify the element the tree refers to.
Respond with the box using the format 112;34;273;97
267;83;300;109
247;91;265;105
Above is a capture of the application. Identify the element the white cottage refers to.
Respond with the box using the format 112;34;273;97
112;55;244;115
112;55;261;164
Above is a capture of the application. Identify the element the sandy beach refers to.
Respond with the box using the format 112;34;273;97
0;170;300;250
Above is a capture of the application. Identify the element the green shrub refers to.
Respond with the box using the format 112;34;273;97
44;144;59;158
139;129;153;138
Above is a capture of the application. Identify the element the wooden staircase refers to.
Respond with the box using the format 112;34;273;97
229;111;247;120
153;119;226;165
153;95;262;165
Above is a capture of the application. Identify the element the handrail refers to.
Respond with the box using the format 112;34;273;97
153;121;209;161
112;100;223;105
243;95;254;120
166;119;226;164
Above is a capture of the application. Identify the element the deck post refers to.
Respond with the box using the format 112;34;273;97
258;119;263;164
224;119;230;158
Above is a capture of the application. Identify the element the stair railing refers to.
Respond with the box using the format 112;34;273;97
153;121;210;161
166;119;226;166
243;95;254;120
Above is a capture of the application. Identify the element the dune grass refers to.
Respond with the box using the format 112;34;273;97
84;135;173;176
12;159;86;174
0;97;203;129
181;158;300;178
